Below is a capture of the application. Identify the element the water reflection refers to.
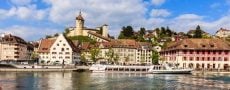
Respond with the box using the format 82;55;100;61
0;72;229;90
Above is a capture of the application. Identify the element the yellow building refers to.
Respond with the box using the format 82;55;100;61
67;12;108;38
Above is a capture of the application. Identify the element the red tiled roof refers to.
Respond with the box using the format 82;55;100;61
88;31;111;41
37;39;55;53
163;38;230;51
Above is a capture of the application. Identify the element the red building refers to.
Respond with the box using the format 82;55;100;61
160;38;230;70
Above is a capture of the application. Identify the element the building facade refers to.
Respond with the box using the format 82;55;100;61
0;34;33;61
81;39;153;65
215;28;230;38
160;39;230;70
38;34;80;65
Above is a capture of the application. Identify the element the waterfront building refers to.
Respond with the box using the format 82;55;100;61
67;12;109;40
0;34;33;61
160;38;230;70
215;28;230;38
81;39;153;65
37;34;80;65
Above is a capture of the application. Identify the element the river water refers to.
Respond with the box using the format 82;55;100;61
0;72;229;90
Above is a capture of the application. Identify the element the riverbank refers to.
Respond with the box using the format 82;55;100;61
192;71;230;74
0;68;76;72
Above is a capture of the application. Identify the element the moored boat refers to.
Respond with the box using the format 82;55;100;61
148;63;193;74
89;64;106;73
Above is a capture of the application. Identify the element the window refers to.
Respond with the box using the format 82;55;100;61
196;57;199;61
65;52;70;54
57;44;59;46
184;45;188;47
224;57;228;61
213;57;215;61
210;45;214;47
225;51;228;55
66;48;69;50
219;51;222;54
218;57;221;61
183;50;187;54
62;48;64;51
52;52;56;54
183;57;186;61
207;57;210;61
53;48;56;50
189;57;193;61
202;45;206;47
213;51;216;54
59;52;62;54
65;56;70;59
202;51;205;54
207;51;210;54
202;57;205;61
196;51;199;54
63;44;66;46
190;51;193;54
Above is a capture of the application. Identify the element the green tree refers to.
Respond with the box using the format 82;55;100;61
155;28;160;35
124;56;130;65
166;26;172;36
80;53;87;65
118;31;125;39
194;25;202;38
54;33;59;37
45;35;52;39
152;50;159;65
161;27;166;34
118;26;134;39
114;54;119;65
140;27;146;36
106;48;115;64
31;52;39;60
90;47;100;63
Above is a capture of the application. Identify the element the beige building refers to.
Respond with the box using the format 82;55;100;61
160;39;230;70
37;34;80;65
67;12;109;39
81;39;153;65
0;34;33;61
215;28;230;38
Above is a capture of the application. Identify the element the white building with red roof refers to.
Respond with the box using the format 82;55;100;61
37;34;80;65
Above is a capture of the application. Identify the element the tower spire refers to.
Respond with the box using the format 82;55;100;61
76;10;84;20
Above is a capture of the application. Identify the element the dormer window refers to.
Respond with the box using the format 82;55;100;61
210;44;214;47
202;45;206;47
184;45;188;47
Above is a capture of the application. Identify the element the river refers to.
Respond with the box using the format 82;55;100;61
0;72;229;90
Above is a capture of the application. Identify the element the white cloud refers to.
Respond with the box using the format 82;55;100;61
0;5;47;20
10;0;32;6
167;14;230;34
150;9;170;17
175;14;203;20
151;0;165;6
43;0;147;36
0;25;60;41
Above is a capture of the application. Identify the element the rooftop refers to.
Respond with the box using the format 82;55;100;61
163;38;230;51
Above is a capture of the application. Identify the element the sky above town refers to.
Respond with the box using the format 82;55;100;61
0;0;230;41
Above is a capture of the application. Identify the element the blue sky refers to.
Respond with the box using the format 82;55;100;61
0;0;230;41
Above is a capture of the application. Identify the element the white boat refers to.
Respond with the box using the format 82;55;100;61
148;63;193;74
89;64;106;73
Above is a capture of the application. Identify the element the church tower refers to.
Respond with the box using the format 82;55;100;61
75;11;84;36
